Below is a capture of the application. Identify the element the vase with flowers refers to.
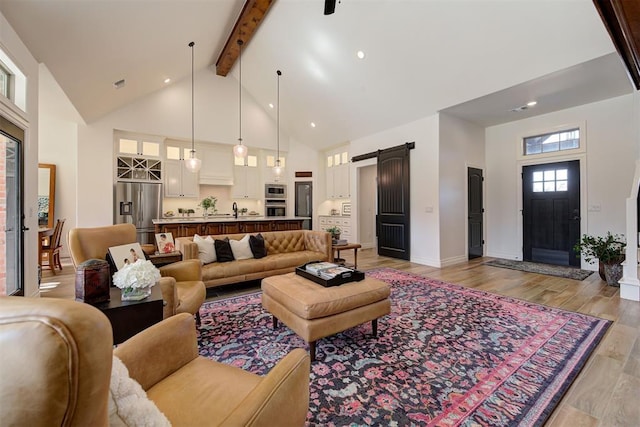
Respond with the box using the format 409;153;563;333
112;259;161;300
573;232;626;286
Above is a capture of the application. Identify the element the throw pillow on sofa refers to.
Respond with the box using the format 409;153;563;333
230;234;254;260
193;234;216;264
214;238;235;263
249;233;267;259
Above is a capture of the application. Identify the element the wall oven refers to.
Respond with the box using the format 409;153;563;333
265;183;287;199
265;199;287;217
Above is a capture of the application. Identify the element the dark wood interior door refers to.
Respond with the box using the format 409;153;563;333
523;160;580;266
377;145;411;260
468;167;483;259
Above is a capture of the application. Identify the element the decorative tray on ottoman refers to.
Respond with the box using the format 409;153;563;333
295;261;365;287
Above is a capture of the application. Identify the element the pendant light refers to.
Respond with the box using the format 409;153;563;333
185;41;201;173
273;69;283;178
233;39;248;159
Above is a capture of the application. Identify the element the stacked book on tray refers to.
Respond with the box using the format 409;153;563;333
304;262;354;280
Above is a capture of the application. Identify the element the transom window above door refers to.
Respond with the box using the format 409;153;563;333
523;128;579;155
532;169;568;192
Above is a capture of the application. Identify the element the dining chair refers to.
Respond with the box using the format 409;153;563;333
40;218;65;275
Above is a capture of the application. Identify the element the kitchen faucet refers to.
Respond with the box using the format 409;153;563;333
232;202;238;219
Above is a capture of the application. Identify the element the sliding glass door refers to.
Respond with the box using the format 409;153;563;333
1;116;24;296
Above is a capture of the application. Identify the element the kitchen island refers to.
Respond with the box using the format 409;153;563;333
153;216;308;238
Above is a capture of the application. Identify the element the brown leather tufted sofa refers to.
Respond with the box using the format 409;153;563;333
68;223;206;323
0;296;310;426
176;230;332;289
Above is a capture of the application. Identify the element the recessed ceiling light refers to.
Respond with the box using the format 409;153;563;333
269;103;274;109
310;122;316;128
164;78;171;84
527;101;537;107
357;50;365;59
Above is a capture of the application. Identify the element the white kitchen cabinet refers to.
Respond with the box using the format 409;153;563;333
325;148;350;199
333;164;350;199
232;155;259;199
164;142;198;198
198;144;234;185
264;150;287;183
325;164;350;199
318;215;353;241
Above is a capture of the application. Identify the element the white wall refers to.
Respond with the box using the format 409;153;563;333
0;11;40;297
350;114;440;266
38;64;83;258
485;94;637;267
438;113;485;266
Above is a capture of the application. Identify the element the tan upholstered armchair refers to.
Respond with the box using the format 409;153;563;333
68;224;206;324
0;296;311;426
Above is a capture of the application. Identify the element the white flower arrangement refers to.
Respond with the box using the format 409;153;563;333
112;259;161;291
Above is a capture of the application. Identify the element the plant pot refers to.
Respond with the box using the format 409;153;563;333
603;263;623;287
598;261;606;281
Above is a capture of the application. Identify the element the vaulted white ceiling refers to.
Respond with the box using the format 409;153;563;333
0;0;633;150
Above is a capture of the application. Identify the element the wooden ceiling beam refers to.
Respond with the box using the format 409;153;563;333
216;0;276;76
593;0;640;90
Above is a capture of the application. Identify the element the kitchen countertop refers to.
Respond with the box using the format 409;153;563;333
152;216;310;225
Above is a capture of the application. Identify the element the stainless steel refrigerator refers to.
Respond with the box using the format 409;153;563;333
114;182;163;245
294;181;312;230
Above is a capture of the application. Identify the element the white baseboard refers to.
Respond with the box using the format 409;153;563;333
440;255;468;267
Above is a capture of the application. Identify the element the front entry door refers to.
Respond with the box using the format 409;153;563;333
377;145;411;260
523;160;580;266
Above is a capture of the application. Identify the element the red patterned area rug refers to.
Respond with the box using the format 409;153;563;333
197;268;611;426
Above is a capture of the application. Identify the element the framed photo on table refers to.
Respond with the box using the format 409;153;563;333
155;232;175;254
108;243;145;270
342;202;351;216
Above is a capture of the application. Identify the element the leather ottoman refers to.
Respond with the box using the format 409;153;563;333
261;272;391;361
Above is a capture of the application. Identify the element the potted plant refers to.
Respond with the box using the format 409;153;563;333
326;225;341;240
198;196;217;217
573;232;626;286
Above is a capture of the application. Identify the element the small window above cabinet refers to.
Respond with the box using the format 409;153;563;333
117;137;160;158
235;154;258;167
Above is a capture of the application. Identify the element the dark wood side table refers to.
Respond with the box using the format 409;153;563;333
148;251;182;267
331;243;362;269
95;286;164;345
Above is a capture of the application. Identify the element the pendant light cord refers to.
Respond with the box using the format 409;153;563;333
190;41;195;153
238;39;243;145
276;70;281;164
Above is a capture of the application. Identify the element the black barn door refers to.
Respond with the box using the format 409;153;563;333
377;145;410;260
468;167;483;259
523;160;580;266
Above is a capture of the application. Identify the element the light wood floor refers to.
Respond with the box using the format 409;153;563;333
39;251;640;426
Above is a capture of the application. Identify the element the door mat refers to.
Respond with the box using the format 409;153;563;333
484;258;593;280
